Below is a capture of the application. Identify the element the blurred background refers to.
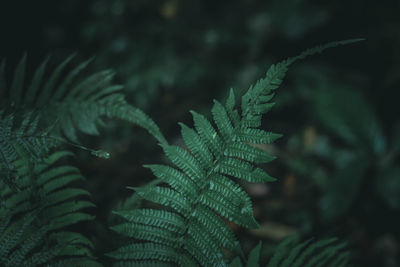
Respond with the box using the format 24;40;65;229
0;0;399;266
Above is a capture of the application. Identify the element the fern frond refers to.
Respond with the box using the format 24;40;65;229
0;151;99;266
0;212;59;267
266;236;350;267
0;110;59;190
110;40;363;266
0;54;167;145
229;236;350;267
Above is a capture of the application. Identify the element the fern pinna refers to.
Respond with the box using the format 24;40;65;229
109;39;363;266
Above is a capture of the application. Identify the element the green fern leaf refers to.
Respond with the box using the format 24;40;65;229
230;235;350;267
132;186;192;217
267;236;350;267
36;54;76;106
225;89;241;128
0;54;167;145
107;243;178;263
112;209;186;235
187;219;226;264
110;39;363;266
162;144;206;185
280;238;311;267
145;164;199;199
193;205;237;250
184;236;221;267
212;100;234;140
199;188;258;228
225;142;276;164
111;223;181;248
190;110;224;156
0;111;59;189
267;235;299;267
236;128;282;144
179;122;214;169
0;151;99;266
246;241;262;267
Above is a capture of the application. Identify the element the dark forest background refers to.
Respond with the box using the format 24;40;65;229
0;0;399;266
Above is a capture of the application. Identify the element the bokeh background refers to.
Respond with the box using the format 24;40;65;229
1;0;399;266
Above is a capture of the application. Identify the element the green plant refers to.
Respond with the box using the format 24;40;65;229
107;39;362;266
0;40;362;266
229;235;349;267
0;55;165;265
0;151;99;266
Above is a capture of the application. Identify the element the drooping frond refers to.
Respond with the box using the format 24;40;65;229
0;110;59;190
0;151;100;266
0;55;167;145
228;236;350;267
109;39;363;266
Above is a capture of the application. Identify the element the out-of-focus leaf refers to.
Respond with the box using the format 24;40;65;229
319;157;369;222
376;167;400;210
250;221;298;241
246;241;262;267
390;121;400;158
313;86;386;155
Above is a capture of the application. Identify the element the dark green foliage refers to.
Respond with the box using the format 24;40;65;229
2;1;396;265
0;40;364;266
245;241;262;267
312;85;384;154
0;211;60;267
376;167;400;210
0;54;167;266
0;54;166;145
286;82;400;222
109;40;360;266
0;111;59;190
0;151;100;266
229;236;349;267
266;236;349;267
316;85;400;218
